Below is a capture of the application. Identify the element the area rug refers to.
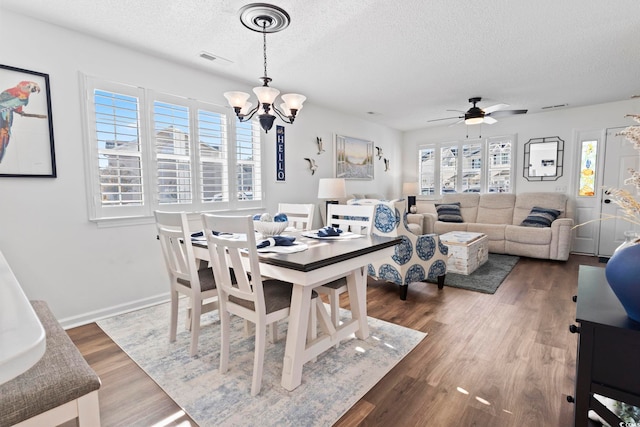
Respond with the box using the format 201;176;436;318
432;253;520;294
97;301;426;427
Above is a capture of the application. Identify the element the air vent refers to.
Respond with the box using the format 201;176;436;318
198;52;233;65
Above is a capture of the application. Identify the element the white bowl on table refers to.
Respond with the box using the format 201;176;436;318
253;220;288;237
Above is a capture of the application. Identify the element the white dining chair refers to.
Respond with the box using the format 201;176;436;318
277;203;315;231
201;213;318;395
315;203;375;327
154;210;219;357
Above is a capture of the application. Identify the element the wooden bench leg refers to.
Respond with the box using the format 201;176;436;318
78;390;101;426
13;390;101;427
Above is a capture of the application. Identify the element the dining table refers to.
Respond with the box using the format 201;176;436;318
192;229;401;391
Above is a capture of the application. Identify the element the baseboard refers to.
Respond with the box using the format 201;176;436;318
59;293;170;329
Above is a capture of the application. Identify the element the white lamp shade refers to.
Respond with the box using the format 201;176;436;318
239;102;253;115
281;93;306;110
279;103;291;117
465;117;484;125
402;182;419;196
224;91;250;108
253;85;280;104
317;178;347;199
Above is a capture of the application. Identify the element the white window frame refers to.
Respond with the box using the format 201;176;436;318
81;74;263;225
418;134;516;196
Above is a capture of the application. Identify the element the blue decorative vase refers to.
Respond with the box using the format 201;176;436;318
605;243;640;323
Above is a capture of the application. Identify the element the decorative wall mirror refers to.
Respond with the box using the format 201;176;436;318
523;136;564;181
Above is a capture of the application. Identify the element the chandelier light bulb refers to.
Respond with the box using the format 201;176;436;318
253;85;280;105
281;93;306;111
239;102;253;115
223;91;251;109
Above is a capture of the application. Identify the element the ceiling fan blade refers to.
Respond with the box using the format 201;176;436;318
449;119;465;127
486;109;528;118
483;116;498;124
483;103;509;114
446;109;466;113
427;116;463;122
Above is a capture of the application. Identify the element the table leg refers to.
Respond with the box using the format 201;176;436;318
281;283;312;391
346;267;369;339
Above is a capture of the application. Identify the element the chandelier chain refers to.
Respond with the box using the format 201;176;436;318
262;21;268;79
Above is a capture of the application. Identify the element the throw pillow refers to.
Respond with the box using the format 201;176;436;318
521;206;561;227
435;202;464;223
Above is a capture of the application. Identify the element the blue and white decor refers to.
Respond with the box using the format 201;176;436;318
352;199;449;300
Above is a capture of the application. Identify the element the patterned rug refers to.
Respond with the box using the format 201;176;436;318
429;253;520;294
97;301;426;427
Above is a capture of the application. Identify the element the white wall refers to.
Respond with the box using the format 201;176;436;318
402;98;640;196
0;10;401;326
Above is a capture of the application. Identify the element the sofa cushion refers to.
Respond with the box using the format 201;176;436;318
513;192;567;225
435;202;463;222
476;193;516;224
505;224;552;244
520;206;562;228
442;193;480;222
434;221;469;234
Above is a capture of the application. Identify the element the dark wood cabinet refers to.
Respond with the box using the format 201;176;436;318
573;265;640;426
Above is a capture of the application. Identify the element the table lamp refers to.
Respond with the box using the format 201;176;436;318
318;178;347;224
402;182;419;213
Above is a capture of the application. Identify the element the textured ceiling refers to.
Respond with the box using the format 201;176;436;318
2;0;640;131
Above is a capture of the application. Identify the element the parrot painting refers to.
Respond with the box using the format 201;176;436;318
0;80;47;163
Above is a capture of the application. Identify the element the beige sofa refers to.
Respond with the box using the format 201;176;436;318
414;192;574;261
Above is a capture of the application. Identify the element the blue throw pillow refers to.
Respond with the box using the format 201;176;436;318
521;206;561;227
435;202;464;223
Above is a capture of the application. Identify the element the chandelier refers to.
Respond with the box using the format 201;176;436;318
224;3;306;133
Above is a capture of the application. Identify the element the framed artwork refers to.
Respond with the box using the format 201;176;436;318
0;64;56;177
334;134;374;180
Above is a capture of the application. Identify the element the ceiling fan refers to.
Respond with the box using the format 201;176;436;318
429;97;528;125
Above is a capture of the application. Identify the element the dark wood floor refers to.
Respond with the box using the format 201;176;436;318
63;254;602;427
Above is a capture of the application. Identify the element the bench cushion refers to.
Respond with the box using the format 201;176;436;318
0;301;101;426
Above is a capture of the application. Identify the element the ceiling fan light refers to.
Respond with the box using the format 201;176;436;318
465;117;484;125
253;85;280;105
281;93;306;110
223;91;251;108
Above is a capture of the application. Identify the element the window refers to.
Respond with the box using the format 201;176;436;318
83;76;262;222
418;135;515;195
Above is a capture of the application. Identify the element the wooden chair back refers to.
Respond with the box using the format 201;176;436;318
326;204;375;235
154;210;201;294
201;214;266;315
277;203;315;231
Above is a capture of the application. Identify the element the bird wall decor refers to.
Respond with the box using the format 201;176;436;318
375;146;383;160
304;157;318;175
383;158;390;171
316;137;325;154
0;80;47;162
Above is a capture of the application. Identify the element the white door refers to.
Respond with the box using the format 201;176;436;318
572;131;605;255
598;127;640;256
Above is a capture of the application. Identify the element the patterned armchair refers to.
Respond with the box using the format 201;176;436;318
352;199;449;300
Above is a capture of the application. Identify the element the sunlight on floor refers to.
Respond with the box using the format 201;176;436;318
457;385;514;415
151;410;191;427
456;386;469;395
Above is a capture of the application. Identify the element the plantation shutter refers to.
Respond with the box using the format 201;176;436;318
198;109;228;203
236;120;262;202
153;101;192;205
94;89;144;207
